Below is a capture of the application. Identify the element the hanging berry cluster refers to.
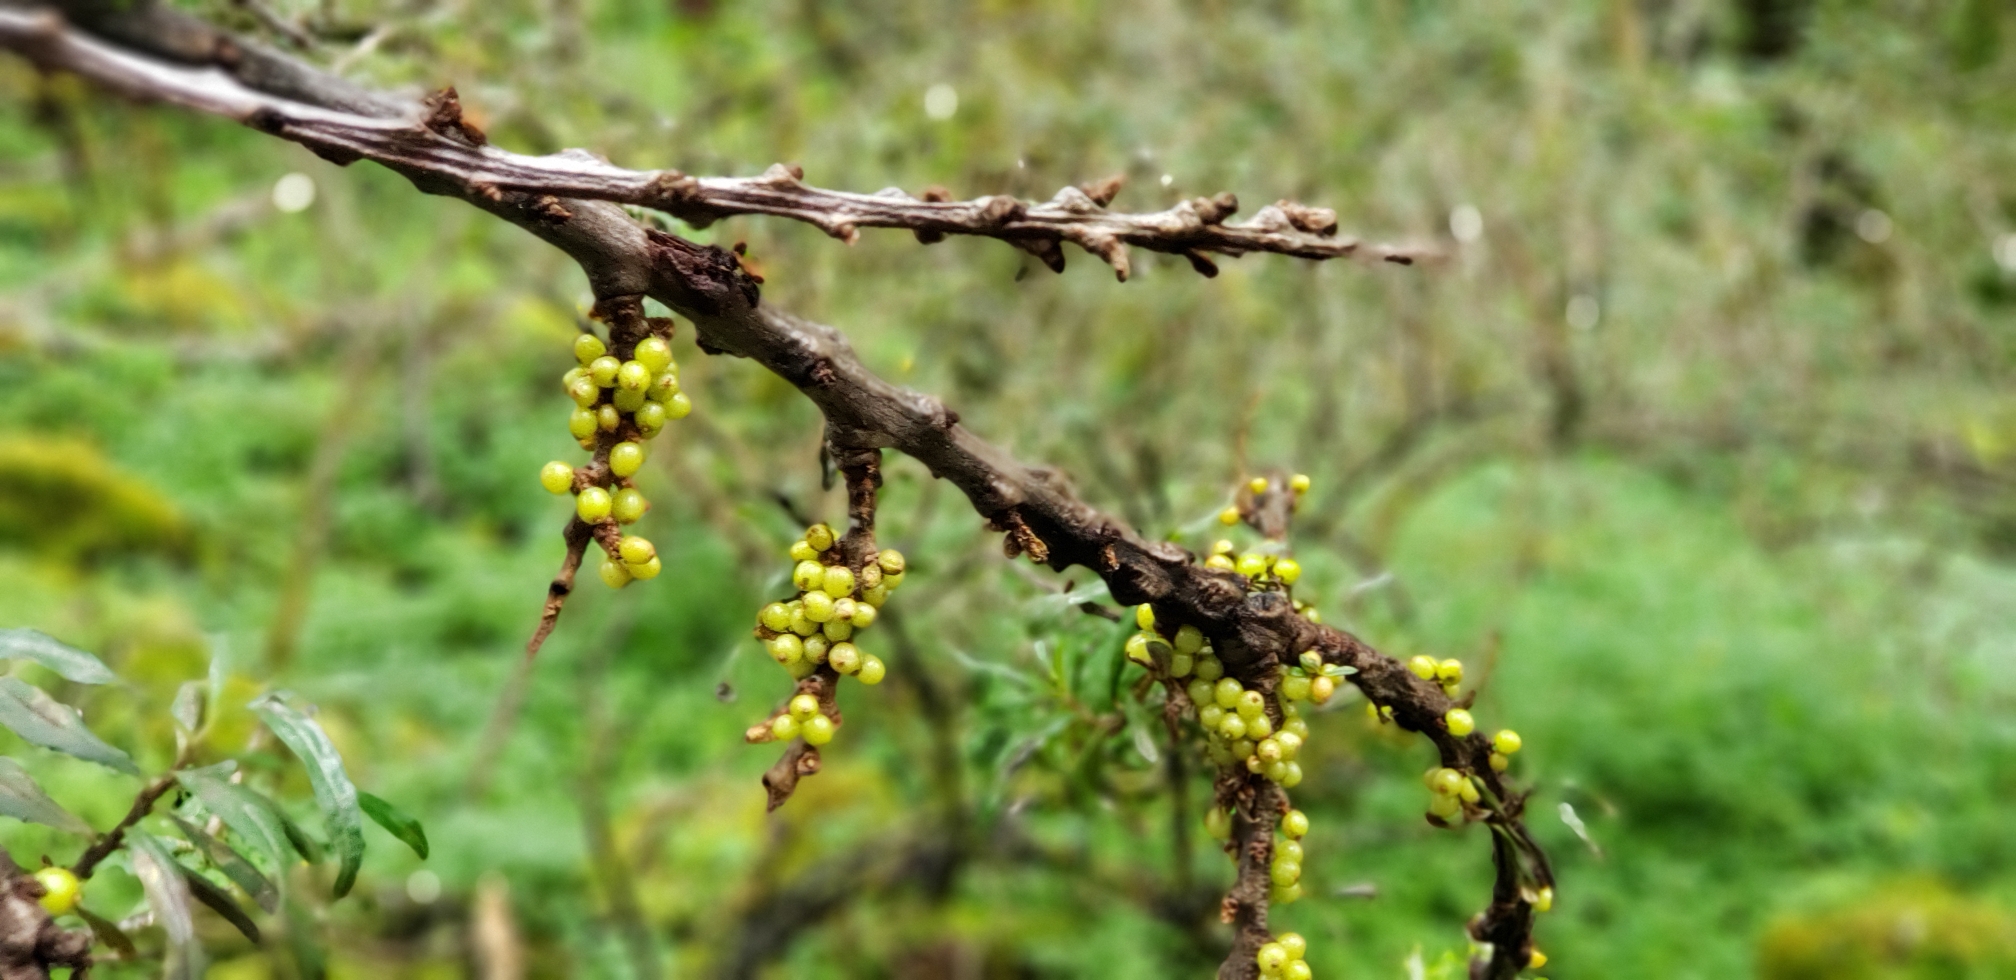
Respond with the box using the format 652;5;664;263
745;523;906;750
537;328;693;588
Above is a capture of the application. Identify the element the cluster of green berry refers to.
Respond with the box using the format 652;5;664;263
536;331;693;587
1254;928;1313;980
1419;728;1523;824
750;524;907;746
1217;473;1313;527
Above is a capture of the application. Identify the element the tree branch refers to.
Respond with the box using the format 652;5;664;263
0;6;1544;976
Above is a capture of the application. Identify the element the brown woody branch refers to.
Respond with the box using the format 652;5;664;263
0;6;1544;977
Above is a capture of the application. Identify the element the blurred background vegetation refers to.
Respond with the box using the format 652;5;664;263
3;0;2015;977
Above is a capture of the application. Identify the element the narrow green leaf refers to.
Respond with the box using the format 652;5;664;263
128;831;206;980
358;792;428;860
170;814;278;913
175;763;291;875
276;806;325;865
0;628;116;684
250;694;364;898
171;681;204;734
0;677;140;775
176;859;262;944
75;905;137;958
0;756;94;835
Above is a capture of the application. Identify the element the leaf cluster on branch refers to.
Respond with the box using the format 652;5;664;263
0;4;1549;978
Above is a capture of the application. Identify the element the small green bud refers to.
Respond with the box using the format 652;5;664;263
540;462;574;494
576;486;613;523
610;441;645;477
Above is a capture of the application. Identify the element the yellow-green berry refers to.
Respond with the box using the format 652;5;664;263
849;603;877;629
1279;673;1312;702
634;335;673;374
1274;731;1302;760
1206;554;1236;572
613;385;647;413
828;642;862;675
648;372;681;402
1248;476;1269;494
618;535;655;566
1236;689;1266;719
766;634;804;666
1173;624;1204;656
1218;714;1248;741
801;591;836;622
1236;553;1268;578
1490;751;1511;772
1125;633;1154;666
1269;860;1301;887
1445;708;1475;737
1278;761;1303;787
664;392;693;419
1204;806;1231;841
1218;506;1241;526
1276;840;1303;865
612;487;647;523
770;714;800;741
1277;931;1307;961
1135;604;1154;630
793;560;825;592
1407;655;1439;679
540;462;574;494
589;355;621;386
574;333;607;364
1430;768;1465;796
802;713;835;746
1256;943;1289;976
568;375;601;407
1308;674;1335;704
1282;959;1311;980
1289;473;1310;494
1169;653;1194;678
822;618;853;642
789;694;819;720
634;400;667;435
569;407;599;440
1274;558;1301;585
610;441;645;477
789;540;817;562
877;549;906;574
596;404;621;432
1198;704;1226;731
1194;655;1224;682
1213;678;1243;710
576;486;613;523
822;565;855;598
1281;809;1309;838
1246;713;1274;739
806;523;836;552
759;603;792;632
33;867;80;916
599;559;632;589
802;635;829;663
1535;886;1554;912
628;556;662;580
857;655;886;685
1494;729;1523;755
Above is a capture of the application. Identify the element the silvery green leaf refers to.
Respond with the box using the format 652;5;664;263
170;814;278;913
251;694;364;897
358;792;428;860
176;762;291;875
0;629;116;685
0;678;140;775
171;681;205;734
0;756;93;835
128;831;206;980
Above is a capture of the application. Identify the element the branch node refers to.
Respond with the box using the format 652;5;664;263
1079;173;1126;207
420;86;487;145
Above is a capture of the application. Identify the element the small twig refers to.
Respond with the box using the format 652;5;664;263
71;774;177;880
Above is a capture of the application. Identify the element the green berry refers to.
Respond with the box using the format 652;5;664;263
789;694;820;720
1274;731;1302;760
1279;761;1303;787
1437;658;1464;686
792;636;823;665
759;602;792;632
618;535;655;565
793;560;825;592
770;714;800;741
766;634;803;666
832;597;858;621
1535;886;1554;912
1428;791;1462;820
1430;768;1464;796
568;407;599;440
822;565;855;598
1281;809;1309;838
1246;714;1274;739
1445;708;1475;737
1308;674;1335;704
1198;705;1227;731
1194;655;1224;682
877;549;906;575
1235;689;1266;718
1174;624;1204;655
822;618;853;642
576;486;613;523
540;461;574;494
34;867;80;916
1279;673;1312;702
882;571;905;591
1136;604;1155;630
1269;860;1300;886
857;654;886;685
612;487;647;523
664;392;693;419
1490;751;1511;772
1274;558;1301;585
828;642;861;675
610;441;645;477
1204;806;1231;841
1277;932;1306;961
634;336;673;373
1169;653;1194;678
1236;553;1268;578
1125;633;1154;666
613;386;647;413
599;558;632;589
562;365;588;389
1248;477;1269;494
568;375;601;407
1283;717;1309;740
1256;943;1289;976
806;524;836;552
789;540;818;562
1218;506;1241;526
1218;714;1248;741
789;608;817;636
617;360;650;391
1290;473;1311;494
574;333;607;364
628;556;662;580
802;713;835;746
1206;554;1237;572
1276;839;1303;865
861;584;890;607
1407;655;1438;679
1256;738;1283;763
1494;729;1523;755
801;591;836;622
589;355;621;386
1186;679;1215;708
648;372;682;402
596;404;622;432
633;400;667;434
1213;678;1243;710
848;602;877;629
1282;959;1311;980
1458;775;1481;804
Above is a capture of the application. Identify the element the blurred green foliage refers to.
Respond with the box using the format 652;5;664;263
2;0;2014;977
